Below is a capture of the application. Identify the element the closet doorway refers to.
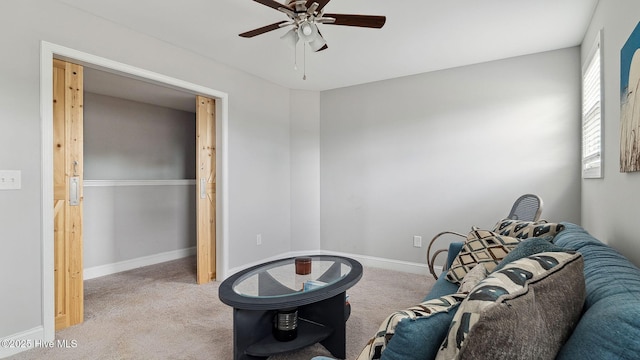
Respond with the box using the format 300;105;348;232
53;59;217;331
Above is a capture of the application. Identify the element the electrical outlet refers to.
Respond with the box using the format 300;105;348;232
0;170;21;190
413;235;422;248
256;234;262;246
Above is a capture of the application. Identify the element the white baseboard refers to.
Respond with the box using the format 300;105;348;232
0;326;44;359
226;250;323;277
227;250;432;277
84;247;196;280
320;250;431;276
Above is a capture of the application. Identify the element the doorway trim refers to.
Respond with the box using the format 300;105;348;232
40;41;230;342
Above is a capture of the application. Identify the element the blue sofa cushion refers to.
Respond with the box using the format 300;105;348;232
424;274;459;301
553;222;640;359
556;297;640;360
446;241;464;268
423;242;464;301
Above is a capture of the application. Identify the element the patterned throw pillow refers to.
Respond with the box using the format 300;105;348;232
493;219;565;239
436;251;585;360
445;229;521;285
356;294;466;360
458;263;488;294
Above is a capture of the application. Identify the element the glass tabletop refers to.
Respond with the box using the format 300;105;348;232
232;256;352;298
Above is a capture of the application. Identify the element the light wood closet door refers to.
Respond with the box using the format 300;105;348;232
196;95;216;284
53;59;84;330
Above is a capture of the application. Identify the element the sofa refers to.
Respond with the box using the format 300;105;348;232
363;221;640;360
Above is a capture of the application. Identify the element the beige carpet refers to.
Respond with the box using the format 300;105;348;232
8;256;435;360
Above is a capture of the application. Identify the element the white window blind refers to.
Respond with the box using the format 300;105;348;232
582;32;602;179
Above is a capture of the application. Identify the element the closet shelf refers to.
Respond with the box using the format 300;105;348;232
84;179;196;187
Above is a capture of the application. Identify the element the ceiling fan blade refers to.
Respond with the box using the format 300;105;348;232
239;21;290;38
316;44;328;52
253;0;292;11
322;13;386;28
306;0;331;13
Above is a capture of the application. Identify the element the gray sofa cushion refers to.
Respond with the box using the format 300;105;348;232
436;251;585;360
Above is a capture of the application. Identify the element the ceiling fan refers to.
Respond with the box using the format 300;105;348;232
239;0;386;52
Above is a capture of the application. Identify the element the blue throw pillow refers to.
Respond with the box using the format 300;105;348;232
379;295;463;360
381;310;457;360
493;236;567;272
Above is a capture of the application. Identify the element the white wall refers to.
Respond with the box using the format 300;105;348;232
84;93;196;181
83;93;196;269
84;184;196;269
0;0;291;342
320;48;582;264
581;0;640;267
290;90;321;252
0;0;597;352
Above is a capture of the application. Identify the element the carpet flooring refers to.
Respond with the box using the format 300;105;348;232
8;256;435;360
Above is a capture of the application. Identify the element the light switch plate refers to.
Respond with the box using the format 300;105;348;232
413;235;422;248
0;170;21;190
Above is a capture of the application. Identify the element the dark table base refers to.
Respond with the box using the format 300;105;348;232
233;292;348;360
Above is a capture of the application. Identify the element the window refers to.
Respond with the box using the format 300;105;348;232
582;31;603;179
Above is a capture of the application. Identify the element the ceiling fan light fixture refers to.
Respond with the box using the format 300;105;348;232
298;21;319;42
308;34;327;52
240;0;387;77
280;28;299;48
302;23;313;36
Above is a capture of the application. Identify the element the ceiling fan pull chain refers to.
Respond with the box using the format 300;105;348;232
303;43;307;80
294;43;298;71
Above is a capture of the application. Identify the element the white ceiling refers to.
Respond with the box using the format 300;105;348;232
61;0;599;94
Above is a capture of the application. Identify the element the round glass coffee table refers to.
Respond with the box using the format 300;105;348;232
219;255;363;360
